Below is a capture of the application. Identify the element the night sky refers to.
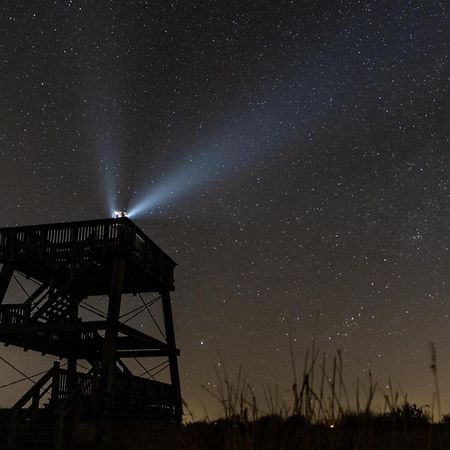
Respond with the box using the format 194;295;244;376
0;1;449;418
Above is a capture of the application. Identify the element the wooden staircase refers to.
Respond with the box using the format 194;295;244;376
4;362;95;450
0;217;182;430
0;261;94;327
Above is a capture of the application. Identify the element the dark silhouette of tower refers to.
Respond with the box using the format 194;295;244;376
0;217;182;449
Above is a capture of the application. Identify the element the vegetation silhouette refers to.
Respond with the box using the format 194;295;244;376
69;341;450;449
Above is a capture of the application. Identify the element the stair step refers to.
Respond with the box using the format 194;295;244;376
30;266;91;324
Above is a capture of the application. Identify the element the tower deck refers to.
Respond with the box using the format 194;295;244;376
0;217;176;294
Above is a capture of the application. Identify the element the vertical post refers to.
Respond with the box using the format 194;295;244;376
66;356;78;443
66;269;81;443
102;255;126;404
96;255;126;450
67;281;79;393
67;352;78;391
50;361;61;405
160;290;182;423
0;263;14;305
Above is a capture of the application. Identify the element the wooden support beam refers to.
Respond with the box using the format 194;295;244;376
67;287;79;419
101;255;126;402
96;255;126;450
118;323;170;349
161;290;183;424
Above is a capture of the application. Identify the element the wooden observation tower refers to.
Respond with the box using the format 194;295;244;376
0;217;182;449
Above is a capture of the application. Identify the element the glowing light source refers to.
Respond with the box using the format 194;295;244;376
113;210;127;218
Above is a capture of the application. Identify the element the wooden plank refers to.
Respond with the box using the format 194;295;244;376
118;323;170;349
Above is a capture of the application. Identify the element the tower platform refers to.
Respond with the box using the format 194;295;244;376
0;217;176;294
0;217;183;449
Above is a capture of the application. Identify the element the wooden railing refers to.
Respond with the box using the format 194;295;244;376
6;362;97;450
0;266;87;326
53;368;97;449
13;362;59;411
112;374;174;415
0;218;175;288
0;303;30;325
5;362;175;449
50;368;95;404
6;362;60;448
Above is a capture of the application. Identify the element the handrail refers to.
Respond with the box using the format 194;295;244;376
0;218;126;234
0;218;176;291
0;218;175;263
11;362;58;410
54;368;95;417
0;219;132;252
23;283;48;308
51;368;95;402
7;366;96;450
0;303;30;325
31;262;92;322
53;368;96;449
6;366;174;449
112;373;174;413
6;362;60;450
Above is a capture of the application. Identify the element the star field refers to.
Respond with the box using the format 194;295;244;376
0;1;449;417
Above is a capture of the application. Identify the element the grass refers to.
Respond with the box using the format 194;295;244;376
80;340;450;450
174;351;437;450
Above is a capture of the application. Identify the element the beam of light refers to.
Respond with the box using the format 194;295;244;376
127;74;331;219
89;100;124;218
99;154;119;217
85;95;123;218
125;3;446;219
81;6;125;219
